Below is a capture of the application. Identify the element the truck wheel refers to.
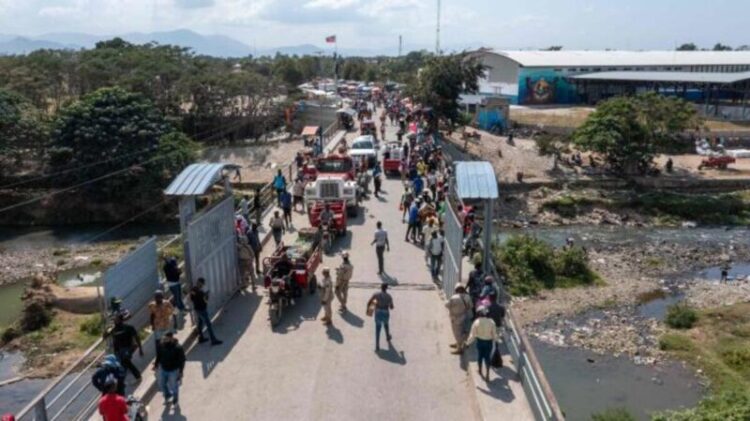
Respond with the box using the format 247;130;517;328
269;302;282;327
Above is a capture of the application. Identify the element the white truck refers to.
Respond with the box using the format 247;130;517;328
304;174;360;217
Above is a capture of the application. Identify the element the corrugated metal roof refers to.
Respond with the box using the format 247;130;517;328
488;50;750;68
301;126;320;136
455;161;498;199
571;71;750;84
164;163;238;196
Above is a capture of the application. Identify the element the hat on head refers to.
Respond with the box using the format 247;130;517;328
154;289;164;297
322;267;330;275
341;251;349;259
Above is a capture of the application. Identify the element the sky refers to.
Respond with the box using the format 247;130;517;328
0;0;748;53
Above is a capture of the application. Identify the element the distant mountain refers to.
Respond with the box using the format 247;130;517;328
0;29;418;57
0;36;80;55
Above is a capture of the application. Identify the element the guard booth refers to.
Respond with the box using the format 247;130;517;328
442;161;498;297
165;163;241;314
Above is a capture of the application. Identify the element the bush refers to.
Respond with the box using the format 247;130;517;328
1;326;20;343
655;390;750;421
659;333;695;352
631;192;750;226
665;302;698;329
79;314;104;337
497;235;600;296
20;299;52;332
591;408;635;421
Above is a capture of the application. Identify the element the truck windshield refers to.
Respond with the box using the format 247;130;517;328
317;159;353;172
352;141;373;150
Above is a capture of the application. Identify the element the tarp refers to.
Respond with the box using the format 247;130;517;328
301;126;321;136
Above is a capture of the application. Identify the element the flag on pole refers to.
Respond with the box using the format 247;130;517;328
325;35;336;43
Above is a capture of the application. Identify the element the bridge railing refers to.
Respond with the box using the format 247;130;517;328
14;119;344;421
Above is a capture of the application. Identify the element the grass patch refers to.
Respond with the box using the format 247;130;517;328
629;191;750;226
659;333;695;352
495;235;602;296
52;249;70;257
591;408;636;421
636;288;667;304
540;195;605;218
665;302;698;329
56;259;67;266
90;259;103;266
656;303;750;420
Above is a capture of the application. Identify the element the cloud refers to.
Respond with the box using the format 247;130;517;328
304;0;359;10
174;0;215;9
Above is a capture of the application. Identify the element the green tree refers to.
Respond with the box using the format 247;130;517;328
573;93;701;174
408;52;486;126
713;43;733;51
49;87;194;198
676;43;698;51
0;88;48;174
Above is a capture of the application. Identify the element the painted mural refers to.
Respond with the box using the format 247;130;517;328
518;68;580;105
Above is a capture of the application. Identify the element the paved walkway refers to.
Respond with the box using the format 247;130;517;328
145;115;533;420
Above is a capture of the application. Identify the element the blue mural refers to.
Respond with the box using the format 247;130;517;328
518;68;580;105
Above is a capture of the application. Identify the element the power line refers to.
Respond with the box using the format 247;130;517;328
82;197;172;244
0;149;193;215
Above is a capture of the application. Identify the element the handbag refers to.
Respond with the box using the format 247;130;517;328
366;299;377;317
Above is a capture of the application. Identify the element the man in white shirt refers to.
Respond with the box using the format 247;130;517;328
370;221;390;275
428;231;443;278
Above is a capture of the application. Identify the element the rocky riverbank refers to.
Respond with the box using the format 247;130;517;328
513;231;750;366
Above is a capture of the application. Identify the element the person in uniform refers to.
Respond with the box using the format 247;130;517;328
335;252;354;312
236;235;256;291
445;285;473;354
320;268;334;326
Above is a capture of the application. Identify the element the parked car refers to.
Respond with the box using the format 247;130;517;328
349;135;378;168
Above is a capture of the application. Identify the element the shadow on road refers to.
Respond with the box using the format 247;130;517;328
376;342;407;365
340;309;364;328
325;324;344;343
271;291;322;334
160;404;188;421
186;289;261;379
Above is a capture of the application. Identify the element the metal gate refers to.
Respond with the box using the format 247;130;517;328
442;198;463;297
104;237;159;328
186;196;239;314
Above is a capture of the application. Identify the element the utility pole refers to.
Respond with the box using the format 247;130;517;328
435;0;441;55
398;35;403;57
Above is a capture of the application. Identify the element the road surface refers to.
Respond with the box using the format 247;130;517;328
146;114;533;421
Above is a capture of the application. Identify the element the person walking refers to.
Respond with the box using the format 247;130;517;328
320;268;334;326
405;200;420;242
367;283;394;351
237;235;257;291
98;375;128;421
162;257;185;313
292;178;305;212
269;211;285;247
153;331;186;407
280;189;293;229
189;278;223;346
446;285;473;354
371;221;390;275
148;290;175;353
372;163;383;198
465;307;499;381
110;313;143;382
400;188;414;223
273;169;287;206
247;222;262;275
427;231;444;278
335;252;354;312
238;194;250;222
253;187;262;225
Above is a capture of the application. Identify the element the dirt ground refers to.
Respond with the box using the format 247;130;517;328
511;105;750;132
202;137;306;185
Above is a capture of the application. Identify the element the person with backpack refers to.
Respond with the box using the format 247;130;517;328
272;169;287;206
446;285;473;355
92;355;126;396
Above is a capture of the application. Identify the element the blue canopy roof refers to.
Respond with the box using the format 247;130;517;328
454;161;498;200
164;163;239;196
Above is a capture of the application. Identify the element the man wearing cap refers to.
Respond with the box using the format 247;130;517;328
445;285;472;354
320;268;334;325
335;252;354;312
149;290;175;353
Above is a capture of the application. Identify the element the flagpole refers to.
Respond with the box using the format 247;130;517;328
334;37;338;95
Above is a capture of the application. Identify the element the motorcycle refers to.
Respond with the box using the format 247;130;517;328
268;275;301;327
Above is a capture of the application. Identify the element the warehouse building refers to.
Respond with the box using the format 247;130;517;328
470;49;750;119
